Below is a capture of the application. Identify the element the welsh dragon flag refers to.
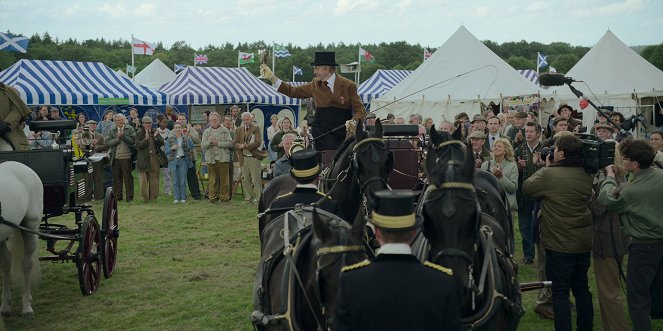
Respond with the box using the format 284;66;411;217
238;51;254;65
359;47;375;63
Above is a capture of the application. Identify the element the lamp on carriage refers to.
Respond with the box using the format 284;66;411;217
50;131;60;149
79;126;93;147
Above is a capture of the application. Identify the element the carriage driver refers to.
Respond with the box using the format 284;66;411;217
0;82;31;151
333;190;462;331
260;51;366;152
268;149;339;220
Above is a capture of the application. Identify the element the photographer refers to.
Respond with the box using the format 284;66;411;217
523;135;594;331
598;139;663;331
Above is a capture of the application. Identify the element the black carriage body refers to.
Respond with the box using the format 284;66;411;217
0;149;90;216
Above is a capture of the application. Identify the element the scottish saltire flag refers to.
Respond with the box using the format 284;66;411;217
195;54;208;65
0;32;29;53
126;64;136;74
293;65;303;76
537;53;548;69
274;43;291;57
174;64;186;73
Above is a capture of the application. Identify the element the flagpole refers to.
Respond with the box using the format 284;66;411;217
536;52;540;82
272;41;275;76
357;45;362;85
131;34;135;81
292;66;295;83
193;53;196;67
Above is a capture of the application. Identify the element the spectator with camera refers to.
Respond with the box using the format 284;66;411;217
598;139;663;331
523;134;594;331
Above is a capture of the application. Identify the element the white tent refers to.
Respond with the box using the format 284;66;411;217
372;26;538;121
544;30;663;128
134;58;176;90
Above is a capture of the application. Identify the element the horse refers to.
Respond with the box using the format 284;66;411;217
252;207;367;331
258;119;393;236
0;161;43;315
415;127;523;330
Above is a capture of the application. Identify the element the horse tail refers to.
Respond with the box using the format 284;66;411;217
7;229;40;289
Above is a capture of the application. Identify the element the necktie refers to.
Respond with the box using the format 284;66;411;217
323;81;328;86
491;136;495;141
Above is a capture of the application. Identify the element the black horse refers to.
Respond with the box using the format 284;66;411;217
252;207;367;331
415;126;523;330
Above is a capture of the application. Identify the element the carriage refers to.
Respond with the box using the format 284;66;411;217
0;120;119;296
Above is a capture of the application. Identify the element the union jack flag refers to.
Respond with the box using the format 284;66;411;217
195;54;208;65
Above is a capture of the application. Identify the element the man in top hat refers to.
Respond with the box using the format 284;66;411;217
268;149;339;219
506;111;528;148
0;82;31;151
135;116;164;202
260;51;366;152
333;190;461;331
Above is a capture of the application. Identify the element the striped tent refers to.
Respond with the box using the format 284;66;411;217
0;59;167;105
518;69;539;85
358;69;412;104
158;66;300;106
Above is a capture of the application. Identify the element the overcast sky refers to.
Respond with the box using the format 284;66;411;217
2;0;661;50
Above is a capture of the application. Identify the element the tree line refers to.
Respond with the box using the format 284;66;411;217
1;31;662;84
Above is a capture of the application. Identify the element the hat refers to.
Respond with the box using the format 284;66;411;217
595;124;615;133
366;112;376;119
468;130;487;140
85;120;98;125
553;117;568;126
370;190;419;230
209;112;221;120
289;142;306;155
386;113;395;120
141;116;153;123
557;105;574;115
310;51;339;66
289;150;321;181
470;115;487;124
513;112;528;119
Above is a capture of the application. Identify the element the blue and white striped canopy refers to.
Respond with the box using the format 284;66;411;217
159;66;300;106
358;69;412;104
518;69;539;85
0;59;167;105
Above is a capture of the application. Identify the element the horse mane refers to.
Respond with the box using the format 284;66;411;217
332;136;356;163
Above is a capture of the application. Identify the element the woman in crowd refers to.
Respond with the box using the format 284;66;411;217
165;105;178;122
270;116;299;160
36;105;50;121
164;122;195;204
423;117;434;132
266;114;279;161
156;115;172;195
76;112;87;129
481;138;518;210
98;109;116;136
128;107;141;130
296;120;312;148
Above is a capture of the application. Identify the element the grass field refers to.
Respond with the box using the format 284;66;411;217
1;177;662;330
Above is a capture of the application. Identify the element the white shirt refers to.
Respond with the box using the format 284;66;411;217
488;132;501;148
377;243;412;255
175;136;185;158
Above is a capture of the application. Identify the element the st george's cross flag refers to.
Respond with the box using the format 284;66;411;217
133;37;155;55
0;32;29;53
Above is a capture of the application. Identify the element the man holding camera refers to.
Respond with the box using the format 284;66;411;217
523;135;594;331
598;139;663;331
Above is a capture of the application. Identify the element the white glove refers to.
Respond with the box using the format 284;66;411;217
260;64;274;80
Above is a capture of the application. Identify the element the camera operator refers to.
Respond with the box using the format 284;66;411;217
523;135;594;331
598;139;663;331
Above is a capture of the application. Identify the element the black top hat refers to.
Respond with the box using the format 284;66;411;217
289;150;321;181
311;51;339;66
369;190;420;230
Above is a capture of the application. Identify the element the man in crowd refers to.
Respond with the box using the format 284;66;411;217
176;113;202;200
333;190;461;331
229;105;242;128
552;117;569;136
201;112;234;204
470;114;487;134
409;113;422;125
515;121;543;265
135;116;163;203
469;131;492;168
595;124;614;142
49;107;61;120
506;112;527;148
235;112;264;204
651;131;663;167
486;116;502;150
86;120;108;200
523;135;594;331
598;139;663;331
365;113;377;126
438;120;454;133
106;114;136;202
272;133;298;178
0;82;31;151
261;51;365;152
557;105;582;132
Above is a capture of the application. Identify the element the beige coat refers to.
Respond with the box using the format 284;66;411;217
201;125;234;163
0;83;31;150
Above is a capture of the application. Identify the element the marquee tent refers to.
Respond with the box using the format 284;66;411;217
134;58;176;90
371;26;538;121
158;66;300;106
543;30;663;127
358;69;412;104
0;59;167;106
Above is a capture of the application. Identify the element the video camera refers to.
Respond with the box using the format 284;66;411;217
540;133;615;174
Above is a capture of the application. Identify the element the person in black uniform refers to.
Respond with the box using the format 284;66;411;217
268;149;339;219
333;190;462;331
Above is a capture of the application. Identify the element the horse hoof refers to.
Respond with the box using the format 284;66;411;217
0;310;12;317
21;311;34;317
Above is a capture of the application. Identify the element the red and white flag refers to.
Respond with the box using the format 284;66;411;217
424;48;432;60
132;37;155;56
359;47;375;63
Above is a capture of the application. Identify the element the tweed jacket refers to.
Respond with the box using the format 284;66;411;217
234;123;263;166
92;132;108;153
105;125;136;165
514;141;543;208
0;83;31;150
201;125;234;164
135;128;164;172
277;74;366;116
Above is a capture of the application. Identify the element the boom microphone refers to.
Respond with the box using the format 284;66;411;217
538;73;579;87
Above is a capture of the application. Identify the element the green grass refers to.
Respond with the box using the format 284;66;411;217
1;176;662;330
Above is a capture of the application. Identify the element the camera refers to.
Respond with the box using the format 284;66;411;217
578;134;616;174
540;146;553;162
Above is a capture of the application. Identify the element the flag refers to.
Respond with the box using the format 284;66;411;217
293;65;303;76
239;52;254;65
537;53;548;69
424;48;432;60
274;43;291;58
126;64;136;74
0;32;29;53
549;66;557;73
194;54;208;65
132;37;155;55
174;64;186;73
359;47;376;63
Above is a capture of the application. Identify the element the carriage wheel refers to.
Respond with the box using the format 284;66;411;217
77;215;102;296
101;187;119;279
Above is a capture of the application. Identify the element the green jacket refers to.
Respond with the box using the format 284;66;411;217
135;128;164;172
105;125;136;165
523;161;593;253
515;142;543;208
201;125;234;163
597;167;663;241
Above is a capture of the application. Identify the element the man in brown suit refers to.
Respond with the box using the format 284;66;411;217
235;111;264;203
0;82;31;151
106;114;136;202
135;116;164;202
260;51;365;151
86;120;109;200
